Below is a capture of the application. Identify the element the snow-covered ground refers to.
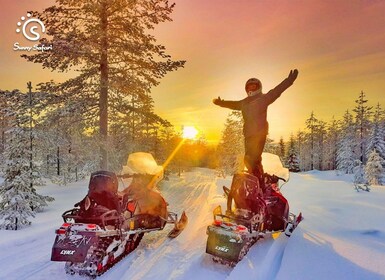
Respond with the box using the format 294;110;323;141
1;169;385;280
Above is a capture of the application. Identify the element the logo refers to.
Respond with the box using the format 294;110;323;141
60;250;76;255
13;13;52;52
16;13;45;41
215;245;229;253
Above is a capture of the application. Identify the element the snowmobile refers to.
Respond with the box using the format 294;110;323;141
206;153;302;266
51;153;188;277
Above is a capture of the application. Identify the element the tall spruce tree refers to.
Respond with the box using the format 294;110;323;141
296;130;305;171
336;110;356;174
278;137;285;159
324;117;339;170
365;149;385;185
287;133;300;172
0;90;53;230
22;0;185;169
353;91;372;164
316;120;327;170
217;111;244;176
366;103;385;162
305;111;318;170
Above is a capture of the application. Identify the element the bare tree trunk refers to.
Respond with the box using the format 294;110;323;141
99;0;109;170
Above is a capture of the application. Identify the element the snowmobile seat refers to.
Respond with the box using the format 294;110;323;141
87;171;121;212
227;173;265;215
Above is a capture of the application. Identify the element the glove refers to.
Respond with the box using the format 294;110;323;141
287;69;299;82
212;96;222;105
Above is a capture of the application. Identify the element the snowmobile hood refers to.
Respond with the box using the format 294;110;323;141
122;152;163;176
121;152;164;187
262;153;289;183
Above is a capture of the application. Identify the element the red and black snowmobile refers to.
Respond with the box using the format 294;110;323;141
206;153;302;266
51;154;187;277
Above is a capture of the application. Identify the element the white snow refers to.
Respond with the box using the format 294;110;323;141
1;169;385;280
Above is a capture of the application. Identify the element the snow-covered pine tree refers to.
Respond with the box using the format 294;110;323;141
336;110;356;174
324;117;339;170
366;103;385;163
0;124;36;230
263;136;278;154
353;160;370;191
305;111;319;170
316;120;327;170
365;149;385;185
353;91;372;164
23;0;185;169
286;133;300;172
278;137;285;159
217;111;244;176
0;90;53;229
296;130;306;171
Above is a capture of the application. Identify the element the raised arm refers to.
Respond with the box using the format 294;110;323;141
265;69;298;105
212;96;242;111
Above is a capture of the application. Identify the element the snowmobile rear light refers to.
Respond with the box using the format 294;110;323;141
213;220;223;226
236;225;247;232
87;224;97;230
55;228;67;235
61;223;71;228
127;201;136;213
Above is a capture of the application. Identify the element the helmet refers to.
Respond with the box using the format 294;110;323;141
245;78;262;96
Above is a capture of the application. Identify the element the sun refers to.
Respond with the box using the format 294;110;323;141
182;126;198;140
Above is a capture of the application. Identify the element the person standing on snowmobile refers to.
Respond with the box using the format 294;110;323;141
213;69;299;185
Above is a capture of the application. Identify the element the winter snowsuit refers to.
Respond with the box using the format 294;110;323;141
214;77;295;182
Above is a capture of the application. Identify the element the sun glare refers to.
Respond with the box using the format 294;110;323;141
182;126;198;140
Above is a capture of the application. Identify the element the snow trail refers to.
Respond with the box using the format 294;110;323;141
100;168;231;280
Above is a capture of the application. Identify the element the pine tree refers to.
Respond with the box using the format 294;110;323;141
22;0;185;169
296;130;306;171
353;160;370;192
0;91;53;230
353;91;372;164
305;111;318;170
264;135;277;154
278;137;285;159
287;133;300;172
0;125;36;230
315;120;327;170
365;150;385;185
337;110;357;174
324;117;339;170
366;103;385;162
217;112;244;176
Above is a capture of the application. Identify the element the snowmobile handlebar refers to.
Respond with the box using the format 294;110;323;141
265;174;286;183
276;176;287;182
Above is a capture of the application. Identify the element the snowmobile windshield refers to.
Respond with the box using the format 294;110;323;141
89;172;118;194
261;153;290;185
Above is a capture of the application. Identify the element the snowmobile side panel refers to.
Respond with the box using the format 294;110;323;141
51;232;98;263
206;225;246;263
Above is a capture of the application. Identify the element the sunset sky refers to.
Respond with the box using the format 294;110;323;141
1;0;384;143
